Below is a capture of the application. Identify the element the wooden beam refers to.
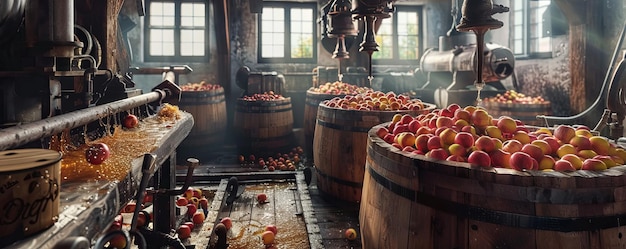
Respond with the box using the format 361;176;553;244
556;0;607;125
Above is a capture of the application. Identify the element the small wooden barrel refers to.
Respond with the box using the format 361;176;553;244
0;149;62;247
303;90;346;164
234;97;294;156
313;103;435;203
360;123;626;249
482;101;552;126
178;89;227;149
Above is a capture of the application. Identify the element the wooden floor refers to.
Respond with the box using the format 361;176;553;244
175;148;363;249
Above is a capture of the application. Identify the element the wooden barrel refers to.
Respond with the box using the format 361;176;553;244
313;103;435;203
234;97;294;157
177;89;227;148
0;149;62;248
482;101;552;126
303;90;345;164
360;123;626;249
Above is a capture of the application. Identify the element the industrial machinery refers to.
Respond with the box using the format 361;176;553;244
417;0;514;108
0;1;197;248
0;0;142;129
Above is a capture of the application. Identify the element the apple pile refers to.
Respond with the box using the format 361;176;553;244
323;91;427;111
483;90;548;104
376;103;626;172
238;146;304;171
180;81;223;91
174;187;209;240
240;91;285;101
309;81;371;95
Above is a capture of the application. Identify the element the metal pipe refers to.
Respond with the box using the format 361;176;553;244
0;90;165;151
53;0;74;42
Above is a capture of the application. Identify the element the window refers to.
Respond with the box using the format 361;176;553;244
511;0;552;57
372;5;422;63
258;2;317;63
144;0;209;62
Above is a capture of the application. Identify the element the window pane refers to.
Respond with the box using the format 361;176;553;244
262;45;284;58
514;25;523;39
514;11;523;24
514;40;523;54
291;34;313;58
150;29;175;56
149;2;175;27
181;30;205;56
181;3;205;27
259;4;315;61
374;19;393;59
290;8;314;58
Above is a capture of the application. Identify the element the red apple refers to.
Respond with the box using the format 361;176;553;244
521;143;544;162
344;228;358;241
554;159;576;172
85;142;110;165
186;203;197;217
265;224;278;235
454;132;475;148
554;125;577;144
510;152;536;171
257;193;268;204
178;224;192;239
468;150;491;168
220;217;233;230
192;211;205;224
427;148;448;160
261;230;275;245
199;197;209;210
183;221;195;230
123;114;139;128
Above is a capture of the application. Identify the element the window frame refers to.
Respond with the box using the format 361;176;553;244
511;0;553;59
372;5;423;65
143;0;210;63
257;2;318;64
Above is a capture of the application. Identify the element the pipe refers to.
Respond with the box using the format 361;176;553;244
0;90;166;151
53;0;74;43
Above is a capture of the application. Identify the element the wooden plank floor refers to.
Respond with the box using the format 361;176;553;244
176;155;363;249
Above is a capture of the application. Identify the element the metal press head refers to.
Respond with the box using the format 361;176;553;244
328;0;357;59
328;0;358;38
351;0;393;19
456;0;509;32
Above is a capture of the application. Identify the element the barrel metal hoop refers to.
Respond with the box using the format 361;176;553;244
366;165;626;232
316;168;363;188
316;119;370;133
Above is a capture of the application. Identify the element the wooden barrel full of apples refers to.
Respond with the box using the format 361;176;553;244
359;122;626;249
481;100;552;126
177;88;227;149
303;89;346;164
234;97;294;157
313;100;435;203
0;149;62;248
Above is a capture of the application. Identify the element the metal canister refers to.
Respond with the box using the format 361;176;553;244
0;149;62;247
